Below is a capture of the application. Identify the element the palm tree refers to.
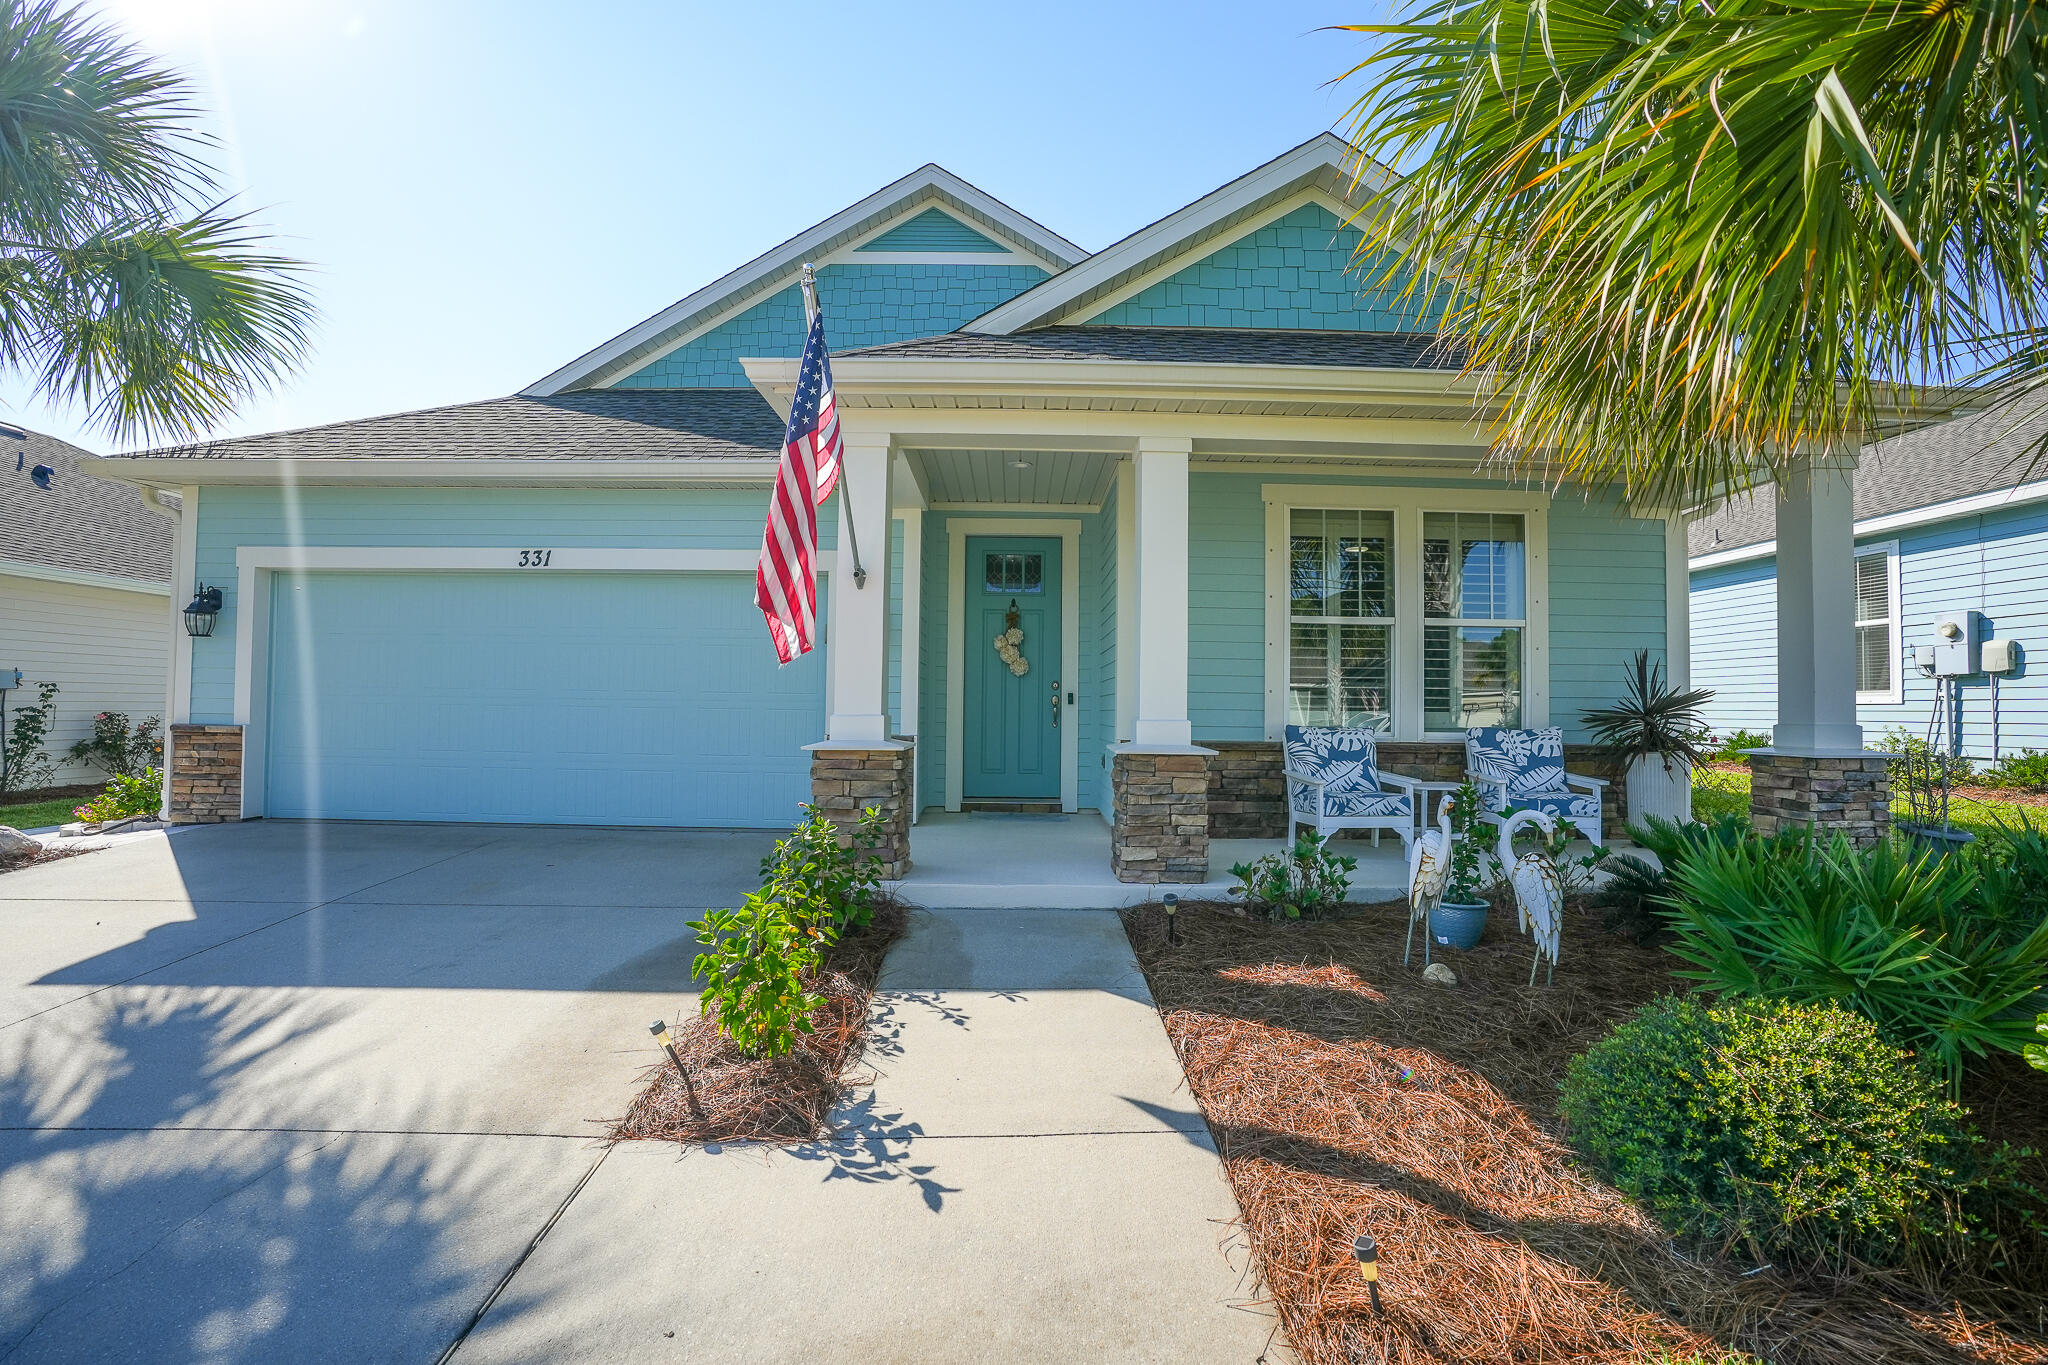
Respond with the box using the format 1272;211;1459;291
1334;0;2046;508
0;0;313;442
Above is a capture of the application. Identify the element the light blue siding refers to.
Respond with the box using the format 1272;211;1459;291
1691;501;2048;756
1084;203;1448;332
1089;478;1120;813
856;208;1009;254
1185;473;1667;741
614;262;1049;388
188;484;825;724
264;570;823;826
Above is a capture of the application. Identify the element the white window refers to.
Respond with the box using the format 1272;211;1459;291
1266;488;1547;740
1423;512;1527;730
1287;508;1394;730
1855;541;1902;704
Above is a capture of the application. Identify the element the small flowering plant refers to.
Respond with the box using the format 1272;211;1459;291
74;769;162;824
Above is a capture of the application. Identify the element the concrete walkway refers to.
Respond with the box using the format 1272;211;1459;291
456;904;1275;1363
1;823;1274;1363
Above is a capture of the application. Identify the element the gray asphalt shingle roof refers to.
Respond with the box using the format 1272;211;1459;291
115;389;787;463
1689;399;2048;556
0;425;172;583
843;325;1464;369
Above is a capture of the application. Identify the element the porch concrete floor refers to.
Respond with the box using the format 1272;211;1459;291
893;811;1413;909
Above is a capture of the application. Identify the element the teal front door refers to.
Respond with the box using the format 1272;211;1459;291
963;536;1063;801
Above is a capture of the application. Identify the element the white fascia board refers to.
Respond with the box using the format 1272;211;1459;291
78;455;777;485
523;167;1085;398
963;133;1394;335
1686;475;2048;571
743;353;1483;406
0;557;171;596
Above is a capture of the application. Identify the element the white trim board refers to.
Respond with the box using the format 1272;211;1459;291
228;545;836;819
1855;539;1905;707
943;517;1083;814
1688;476;2048;570
1261;483;1551;742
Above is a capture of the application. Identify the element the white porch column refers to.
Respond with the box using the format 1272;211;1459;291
1131;436;1193;747
824;434;896;744
1113;460;1137;742
1772;451;1864;754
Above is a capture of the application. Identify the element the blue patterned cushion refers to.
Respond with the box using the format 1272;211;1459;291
1285;724;1408;820
1466;727;1570;800
1507;789;1601;823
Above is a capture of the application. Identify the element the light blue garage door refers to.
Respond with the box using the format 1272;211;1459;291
265;571;825;827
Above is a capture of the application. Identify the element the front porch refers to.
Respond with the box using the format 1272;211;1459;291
892;810;1414;909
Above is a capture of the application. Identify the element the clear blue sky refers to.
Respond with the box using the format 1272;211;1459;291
3;0;1385;453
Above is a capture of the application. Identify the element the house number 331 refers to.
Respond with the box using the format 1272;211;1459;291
517;550;553;567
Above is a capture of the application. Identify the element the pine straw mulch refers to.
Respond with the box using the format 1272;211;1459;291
0;842;86;875
607;901;908;1146
1120;897;2048;1365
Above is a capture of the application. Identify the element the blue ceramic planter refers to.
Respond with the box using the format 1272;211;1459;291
1430;900;1489;951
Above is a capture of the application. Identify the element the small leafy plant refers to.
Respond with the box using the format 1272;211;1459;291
1979;748;2048;794
2028;1012;2047;1075
1875;725;1975;782
691;886;829;1060
1;681;59;796
1442;779;1491;903
1229;830;1357;921
66;711;161;778
73;769;161;824
1705;728;1773;762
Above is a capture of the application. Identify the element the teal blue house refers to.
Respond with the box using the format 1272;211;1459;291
96;136;1691;879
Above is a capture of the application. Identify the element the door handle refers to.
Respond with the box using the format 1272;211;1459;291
1051;679;1061;728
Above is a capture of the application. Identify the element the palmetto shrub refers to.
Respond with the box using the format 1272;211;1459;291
1979;749;2048;794
1561;996;1967;1261
1658;831;2048;1092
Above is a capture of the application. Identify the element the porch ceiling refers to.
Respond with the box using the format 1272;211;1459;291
909;449;1120;506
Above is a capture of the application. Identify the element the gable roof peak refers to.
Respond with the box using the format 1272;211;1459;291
963;133;1398;336
524;163;1083;396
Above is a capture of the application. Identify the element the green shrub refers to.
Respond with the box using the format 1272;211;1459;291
1706;728;1772;762
690;887;827;1059
761;804;886;934
1592;812;1752;943
1229;830;1356;921
1979;748;2048;793
1561;995;1968;1259
73;769;161;824
1688;765;1750;821
691;804;890;1058
64;711;161;778
1876;725;1975;782
1659;832;2048;1091
0;681;59;797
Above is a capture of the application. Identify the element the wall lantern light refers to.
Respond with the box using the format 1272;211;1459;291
183;584;224;638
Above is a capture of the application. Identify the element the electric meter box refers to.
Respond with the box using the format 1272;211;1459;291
1931;609;1984;676
0;669;20;690
1982;638;2019;674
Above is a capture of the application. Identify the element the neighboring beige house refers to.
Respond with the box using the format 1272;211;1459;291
1;424;173;788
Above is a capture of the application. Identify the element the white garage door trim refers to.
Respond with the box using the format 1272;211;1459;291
231;545;838;819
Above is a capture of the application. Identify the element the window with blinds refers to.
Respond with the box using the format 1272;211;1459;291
1854;547;1897;699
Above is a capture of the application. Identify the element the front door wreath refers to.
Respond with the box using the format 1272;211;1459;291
993;599;1029;677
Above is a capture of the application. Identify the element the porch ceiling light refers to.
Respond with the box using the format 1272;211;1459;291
1009;459;1033;469
183;584;223;638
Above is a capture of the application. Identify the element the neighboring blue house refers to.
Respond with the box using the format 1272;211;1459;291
93;134;1788;880
1689;403;2047;759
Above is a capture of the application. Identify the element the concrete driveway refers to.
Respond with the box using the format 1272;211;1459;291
0;822;1271;1364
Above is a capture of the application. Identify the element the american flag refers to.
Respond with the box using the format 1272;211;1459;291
754;308;844;663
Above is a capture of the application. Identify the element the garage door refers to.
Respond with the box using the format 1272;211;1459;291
263;571;825;826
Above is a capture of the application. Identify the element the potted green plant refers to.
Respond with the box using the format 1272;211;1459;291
1430;780;1492;950
1580;649;1715;826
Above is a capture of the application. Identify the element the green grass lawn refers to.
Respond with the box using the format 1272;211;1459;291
0;797;80;830
1692;765;2041;840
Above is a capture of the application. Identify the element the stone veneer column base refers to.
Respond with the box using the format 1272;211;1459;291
807;741;913;879
1111;745;1213;883
168;724;244;823
1748;749;1890;846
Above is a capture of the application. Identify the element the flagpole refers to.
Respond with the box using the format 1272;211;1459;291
799;263;867;589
